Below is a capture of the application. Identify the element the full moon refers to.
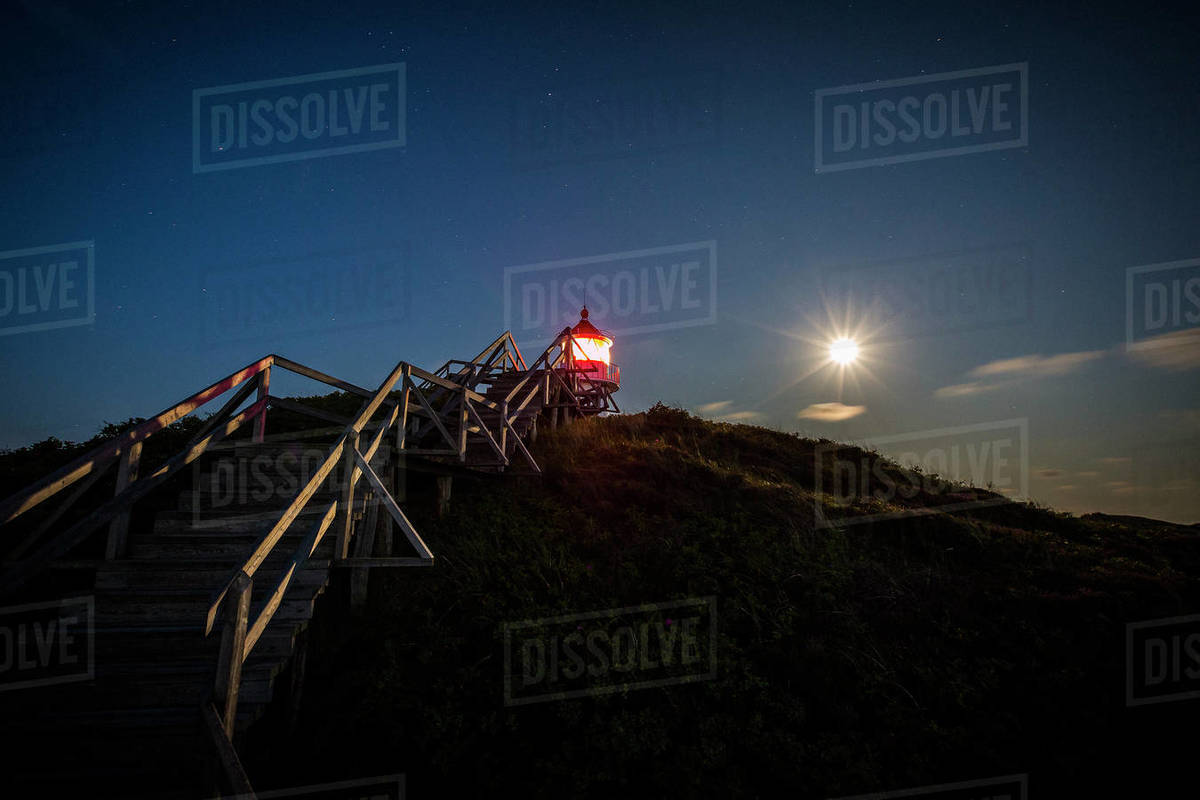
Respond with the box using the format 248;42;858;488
829;337;859;365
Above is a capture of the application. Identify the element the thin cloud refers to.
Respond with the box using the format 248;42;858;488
1057;485;1078;490
1076;470;1100;478
1035;468;1064;478
933;381;994;398
1097;457;1131;465
1126;329;1200;371
936;349;1104;399
798;402;866;422
696;400;734;414
969;350;1106;378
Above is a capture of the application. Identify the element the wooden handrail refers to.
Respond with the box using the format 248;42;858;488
243;499;339;656
206;355;414;636
2;330;551;745
205;330;536;651
1;352;385;539
0;329;579;791
407;364;491;403
499;332;568;407
203;433;346;636
421;332;527;406
270;355;377;400
0;398;267;596
0;355;274;526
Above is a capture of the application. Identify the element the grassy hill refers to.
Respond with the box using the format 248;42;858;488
229;403;1200;798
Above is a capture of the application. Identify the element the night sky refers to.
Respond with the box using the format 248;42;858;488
1;1;1197;521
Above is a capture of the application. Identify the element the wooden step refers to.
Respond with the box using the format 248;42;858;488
198;440;341;457
94;625;299;662
94;561;332;591
96;649;288;683
94;553;332;575
0;660;277;709
127;534;331;560
2;423;407;792
485;372;534;389
14;670;274;709
151;509;332;534
97;595;323;627
174;489;340;514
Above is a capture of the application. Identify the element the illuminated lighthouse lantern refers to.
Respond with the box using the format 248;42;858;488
568;309;624;393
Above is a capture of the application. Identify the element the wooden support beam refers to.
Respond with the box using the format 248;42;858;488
350;492;380;608
382;459;398;553
285;629;309;736
436;476;452;518
213;571;252;738
458;391;469;462
353;401;400;488
202;702;255;797
335;433;359;562
408;377;457;453
354;450;433;562
397;365;410;451
465;399;507;465
104;440;143;560
253;366;271;443
504;415;541;474
500;401;508;455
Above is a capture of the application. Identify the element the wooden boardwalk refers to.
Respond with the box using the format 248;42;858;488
0;327;617;797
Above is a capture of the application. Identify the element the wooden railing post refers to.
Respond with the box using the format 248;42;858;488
253;365;271;443
335;433;359;562
458;387;468;462
382;456;397;556
436;476;452;518
350;490;379;609
104;440;143;560
397;366;410;452
214;571;252;738
500;400;508;455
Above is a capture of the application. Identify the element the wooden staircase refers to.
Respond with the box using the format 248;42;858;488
461;371;547;469
0;327;613;797
1;441;344;796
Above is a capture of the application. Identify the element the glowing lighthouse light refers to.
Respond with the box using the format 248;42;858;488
569;307;619;387
555;306;621;416
571;311;611;364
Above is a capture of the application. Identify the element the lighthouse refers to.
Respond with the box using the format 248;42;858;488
560;307;620;415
